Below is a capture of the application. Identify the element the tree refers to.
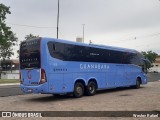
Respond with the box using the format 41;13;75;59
24;33;39;40
0;3;18;60
141;51;158;69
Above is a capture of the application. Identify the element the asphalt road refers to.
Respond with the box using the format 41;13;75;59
147;72;160;82
0;73;159;97
0;85;24;97
0;80;160;120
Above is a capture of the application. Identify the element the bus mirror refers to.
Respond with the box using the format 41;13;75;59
144;68;148;74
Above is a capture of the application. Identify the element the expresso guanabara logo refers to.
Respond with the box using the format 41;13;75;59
80;64;109;70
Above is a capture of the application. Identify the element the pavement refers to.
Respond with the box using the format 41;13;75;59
0;81;159;97
0;80;160;120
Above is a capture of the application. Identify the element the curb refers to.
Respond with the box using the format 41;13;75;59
0;83;20;86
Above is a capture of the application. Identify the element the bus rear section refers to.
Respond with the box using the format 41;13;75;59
20;38;48;93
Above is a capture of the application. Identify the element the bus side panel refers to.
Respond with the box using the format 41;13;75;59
125;65;137;86
106;72;116;88
140;74;147;84
48;73;64;93
87;73;106;89
62;62;107;91
125;65;147;86
105;64;116;88
71;72;106;89
63;73;74;92
136;69;147;85
134;67;142;84
62;72;107;92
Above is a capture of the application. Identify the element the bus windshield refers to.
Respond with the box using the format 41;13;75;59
20;38;41;69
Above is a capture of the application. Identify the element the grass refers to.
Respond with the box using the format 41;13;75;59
0;79;20;84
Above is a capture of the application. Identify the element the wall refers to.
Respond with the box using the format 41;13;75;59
149;56;160;73
1;70;19;79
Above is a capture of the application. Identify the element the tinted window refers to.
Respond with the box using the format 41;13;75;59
122;52;131;64
129;52;144;66
20;39;41;69
47;41;140;65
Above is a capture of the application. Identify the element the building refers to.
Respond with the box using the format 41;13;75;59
76;37;83;43
149;55;160;73
0;59;19;79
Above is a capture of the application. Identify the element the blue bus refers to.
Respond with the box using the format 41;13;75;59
20;37;148;98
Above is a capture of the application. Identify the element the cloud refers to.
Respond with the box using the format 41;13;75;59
1;0;160;56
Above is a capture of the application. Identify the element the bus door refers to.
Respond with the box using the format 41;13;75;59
116;65;126;86
125;65;134;85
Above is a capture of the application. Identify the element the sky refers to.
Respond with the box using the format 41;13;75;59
1;0;160;58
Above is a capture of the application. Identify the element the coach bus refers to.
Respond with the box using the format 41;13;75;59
20;37;148;98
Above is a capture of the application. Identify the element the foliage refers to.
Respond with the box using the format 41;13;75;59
24;33;39;40
141;51;158;69
0;3;18;60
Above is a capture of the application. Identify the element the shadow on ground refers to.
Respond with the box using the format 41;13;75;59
26;86;146;102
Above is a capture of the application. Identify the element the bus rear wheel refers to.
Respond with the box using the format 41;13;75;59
73;82;84;98
53;94;60;97
86;81;97;96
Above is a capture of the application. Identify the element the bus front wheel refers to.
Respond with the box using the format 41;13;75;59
134;79;141;89
73;82;84;98
86;81;97;96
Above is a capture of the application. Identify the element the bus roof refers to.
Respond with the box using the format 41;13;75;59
42;37;137;53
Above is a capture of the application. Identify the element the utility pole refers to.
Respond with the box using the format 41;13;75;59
57;0;60;39
82;24;85;43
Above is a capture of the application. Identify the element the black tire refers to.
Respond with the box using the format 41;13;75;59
134;79;141;89
73;82;84;98
86;81;97;96
53;94;61;97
